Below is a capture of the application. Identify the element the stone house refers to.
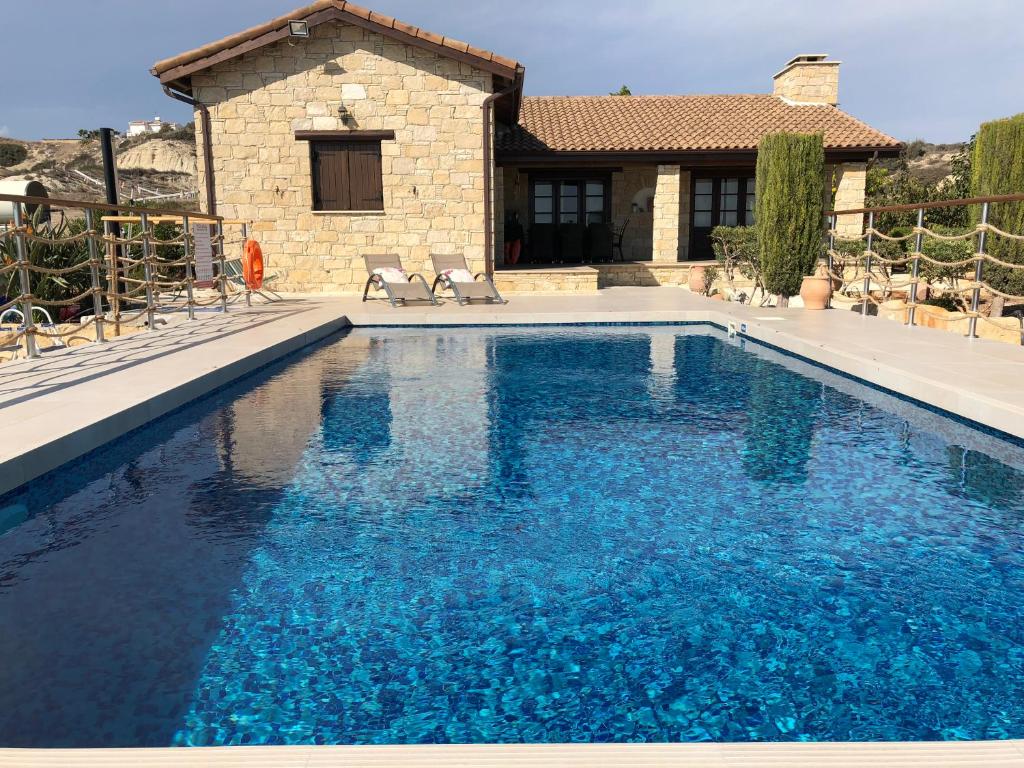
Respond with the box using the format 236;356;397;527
152;3;900;294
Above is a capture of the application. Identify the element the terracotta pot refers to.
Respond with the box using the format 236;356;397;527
800;276;832;310
688;265;706;293
815;263;842;292
913;281;930;303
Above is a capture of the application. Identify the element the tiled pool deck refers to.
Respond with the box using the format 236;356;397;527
3;287;1024;765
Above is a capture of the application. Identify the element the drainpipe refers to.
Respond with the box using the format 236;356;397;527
482;75;522;278
162;85;217;215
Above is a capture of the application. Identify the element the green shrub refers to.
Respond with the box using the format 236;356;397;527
921;295;962;312
712;225;763;300
755;132;825;300
0;143;27;167
971;113;1024;310
919;225;975;287
0;209;94;313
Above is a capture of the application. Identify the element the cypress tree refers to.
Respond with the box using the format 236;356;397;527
755;132;825;301
971;113;1024;315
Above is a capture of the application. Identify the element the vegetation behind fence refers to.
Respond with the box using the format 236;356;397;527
0;194;242;361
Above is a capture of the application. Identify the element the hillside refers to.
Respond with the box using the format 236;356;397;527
0;132;198;204
902;141;967;187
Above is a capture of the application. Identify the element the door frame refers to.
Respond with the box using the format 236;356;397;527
688;169;756;261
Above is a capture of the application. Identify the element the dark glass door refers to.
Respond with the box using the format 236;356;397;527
529;177;609;263
690;175;755;260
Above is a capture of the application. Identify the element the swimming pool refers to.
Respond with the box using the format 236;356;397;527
1;326;1023;747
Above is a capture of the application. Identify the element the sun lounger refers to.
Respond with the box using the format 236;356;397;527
429;254;506;306
362;254;438;306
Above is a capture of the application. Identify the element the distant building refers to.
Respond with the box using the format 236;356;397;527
126;116;178;137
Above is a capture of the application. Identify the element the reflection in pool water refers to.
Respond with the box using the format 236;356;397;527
1;327;1023;747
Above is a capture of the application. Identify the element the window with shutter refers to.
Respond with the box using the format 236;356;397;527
308;139;385;212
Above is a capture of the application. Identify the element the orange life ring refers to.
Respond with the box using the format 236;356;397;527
242;239;264;290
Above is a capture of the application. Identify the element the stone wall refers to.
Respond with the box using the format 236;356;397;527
772;60;839;105
832;163;867;237
652;166;691;262
191;21;493;293
610;166;657;260
492;267;599;293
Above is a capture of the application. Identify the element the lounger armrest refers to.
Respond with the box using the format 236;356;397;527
407;272;427;283
474;272;488;281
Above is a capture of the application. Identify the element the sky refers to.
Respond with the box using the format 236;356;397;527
0;0;1021;143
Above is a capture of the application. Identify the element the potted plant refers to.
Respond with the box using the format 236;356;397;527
755;131;826;308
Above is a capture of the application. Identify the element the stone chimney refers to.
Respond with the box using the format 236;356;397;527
772;54;840;106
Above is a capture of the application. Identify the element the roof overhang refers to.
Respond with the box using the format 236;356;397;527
153;1;522;103
496;146;901;168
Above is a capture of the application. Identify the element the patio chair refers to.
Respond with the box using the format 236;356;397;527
612;217;630;261
429;254;506;306
223;257;282;301
362;254;438;307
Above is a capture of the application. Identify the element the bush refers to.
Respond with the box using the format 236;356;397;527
921;295;962;312
919;225;975;287
712;225;762;300
0;209;94;314
755;132;825;300
0;143;27;167
971;113;1024;311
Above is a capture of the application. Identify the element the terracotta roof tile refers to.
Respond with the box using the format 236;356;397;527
152;0;520;81
498;95;900;155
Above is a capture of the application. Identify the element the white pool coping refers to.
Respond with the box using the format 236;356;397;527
3;740;1024;766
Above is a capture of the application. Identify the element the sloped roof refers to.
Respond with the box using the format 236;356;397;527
498;95;901;155
152;0;522;86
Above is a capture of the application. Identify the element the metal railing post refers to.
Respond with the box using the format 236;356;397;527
11;204;39;358
862;211;874;317
139;212;157;331
84;209;105;343
242;222;251;308
215;220;228;314
908;208;924;328
968;202;988;339
182;215;196;321
827;213;836;310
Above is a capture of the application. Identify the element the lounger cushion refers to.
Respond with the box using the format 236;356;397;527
373;267;408;284
443;268;475;284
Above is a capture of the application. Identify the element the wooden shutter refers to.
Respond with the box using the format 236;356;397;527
347;142;384;211
310;140;382;211
311;142;350;211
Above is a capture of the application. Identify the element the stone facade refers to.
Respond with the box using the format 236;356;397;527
772;58;840;106
610;166;657;261
652;166;692;262
492;267;599;294
191;21;493;293
832;163;867;237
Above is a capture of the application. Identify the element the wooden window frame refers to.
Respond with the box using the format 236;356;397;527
527;171;612;227
295;130;395;213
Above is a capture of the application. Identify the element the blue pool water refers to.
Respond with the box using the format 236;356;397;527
2;326;1024;747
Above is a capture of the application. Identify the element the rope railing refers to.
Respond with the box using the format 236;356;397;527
825;194;1024;343
0;193;255;361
